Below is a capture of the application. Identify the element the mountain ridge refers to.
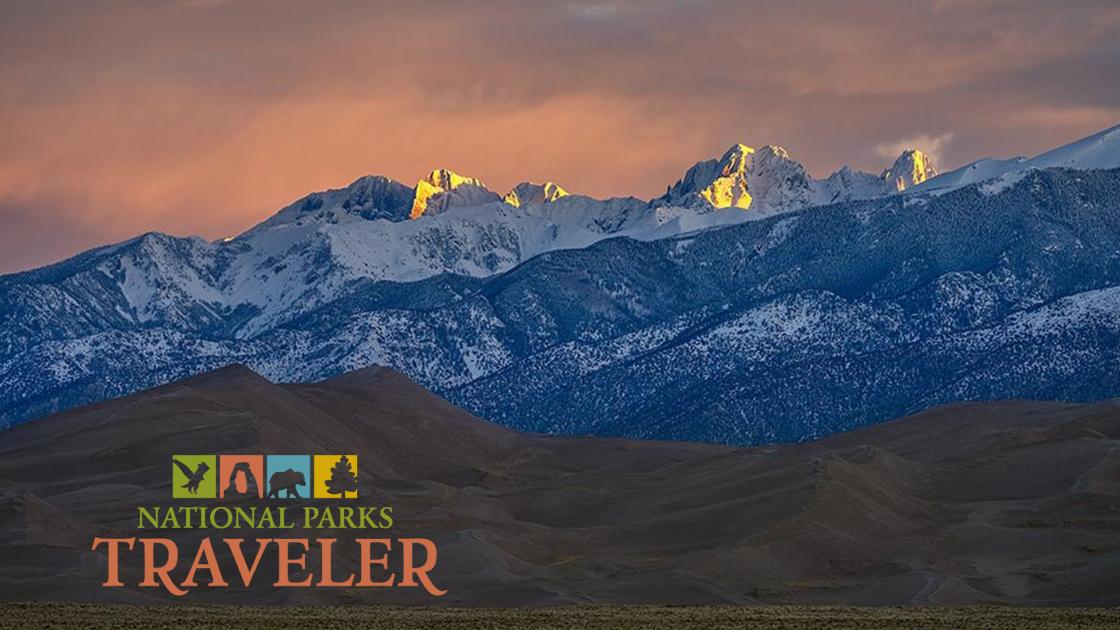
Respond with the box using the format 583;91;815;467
912;123;1120;194
880;148;937;191
2;125;1120;443
4;165;1120;444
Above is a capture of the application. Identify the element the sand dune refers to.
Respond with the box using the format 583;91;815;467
0;365;1116;606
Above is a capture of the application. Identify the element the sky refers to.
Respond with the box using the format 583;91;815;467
1;0;1119;273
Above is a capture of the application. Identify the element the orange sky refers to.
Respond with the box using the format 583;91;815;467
2;0;1119;272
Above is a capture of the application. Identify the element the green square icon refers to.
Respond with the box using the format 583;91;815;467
172;455;216;499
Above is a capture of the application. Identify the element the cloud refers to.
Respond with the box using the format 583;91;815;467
875;132;957;169
568;3;618;20
0;0;1118;271
0;193;124;273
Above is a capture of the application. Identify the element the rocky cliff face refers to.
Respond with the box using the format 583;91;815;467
881;149;937;192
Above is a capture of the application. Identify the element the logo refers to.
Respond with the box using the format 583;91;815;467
91;450;446;597
171;454;353;500
171;455;216;498
266;454;311;499
314;454;358;499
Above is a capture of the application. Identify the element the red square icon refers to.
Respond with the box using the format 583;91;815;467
218;455;264;499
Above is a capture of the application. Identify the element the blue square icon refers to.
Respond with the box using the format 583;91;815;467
265;455;311;499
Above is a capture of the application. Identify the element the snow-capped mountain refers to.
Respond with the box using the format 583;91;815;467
880;149;937;191
821;166;885;203
654;142;932;215
3;124;1120;443
7;141;923;338
409;168;501;218
914;123;1120;194
224;178;658;334
503;181;569;207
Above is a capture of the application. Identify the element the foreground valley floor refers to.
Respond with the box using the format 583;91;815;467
4;603;1120;630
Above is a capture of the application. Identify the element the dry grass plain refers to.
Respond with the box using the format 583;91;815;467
3;603;1120;630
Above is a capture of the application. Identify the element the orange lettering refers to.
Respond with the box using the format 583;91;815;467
356;538;394;587
182;538;228;587
225;538;272;586
91;537;135;587
315;538;355;587
274;538;312;587
139;538;187;597
399;538;446;596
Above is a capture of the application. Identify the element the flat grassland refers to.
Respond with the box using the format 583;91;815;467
3;603;1120;630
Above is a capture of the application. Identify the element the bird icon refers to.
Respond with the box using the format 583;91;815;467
172;458;210;494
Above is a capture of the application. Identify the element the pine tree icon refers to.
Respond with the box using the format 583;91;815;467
325;455;358;497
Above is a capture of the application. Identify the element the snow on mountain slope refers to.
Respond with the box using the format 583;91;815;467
0;232;236;358
46;174;655;337
226;189;658;334
820;167;885;203
444;168;1120;443
1028;123;1120;170
4;125;1113;345
880;149;937;191
59;139;913;336
4;125;1114;346
656;142;921;214
5;124;1120;434
6;167;1120;443
19;140;937;333
906;156;1028;193
914;123;1120;194
250;175;415;230
503;181;568;207
677;143;756;209
657;143;819;212
739;146;821;211
410;168;500;218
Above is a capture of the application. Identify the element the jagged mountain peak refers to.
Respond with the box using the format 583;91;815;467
715;143;792;169
410;168;500;219
715;143;796;180
503;181;569;207
7;124;1120;442
658;142;817;212
658;140;950;212
243;174;415;232
881;148;937;192
823;165;884;203
755;144;792;161
718;142;755;163
657;142;756;210
419;168;486;191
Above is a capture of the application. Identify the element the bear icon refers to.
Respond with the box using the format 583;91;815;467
268;468;306;499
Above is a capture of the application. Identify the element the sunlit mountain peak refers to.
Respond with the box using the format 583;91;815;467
420;168;485;191
503;181;569;207
717;143;755;171
756;145;791;160
698;143;757;208
881;149;937;192
410;168;496;218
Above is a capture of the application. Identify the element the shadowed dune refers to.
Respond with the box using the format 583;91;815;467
0;365;1117;606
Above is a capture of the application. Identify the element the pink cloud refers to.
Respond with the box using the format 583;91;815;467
0;0;1118;271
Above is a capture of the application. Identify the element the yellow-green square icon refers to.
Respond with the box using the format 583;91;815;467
313;454;358;499
172;455;216;499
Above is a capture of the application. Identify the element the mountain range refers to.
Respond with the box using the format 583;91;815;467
2;123;1120;443
1;365;1117;605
